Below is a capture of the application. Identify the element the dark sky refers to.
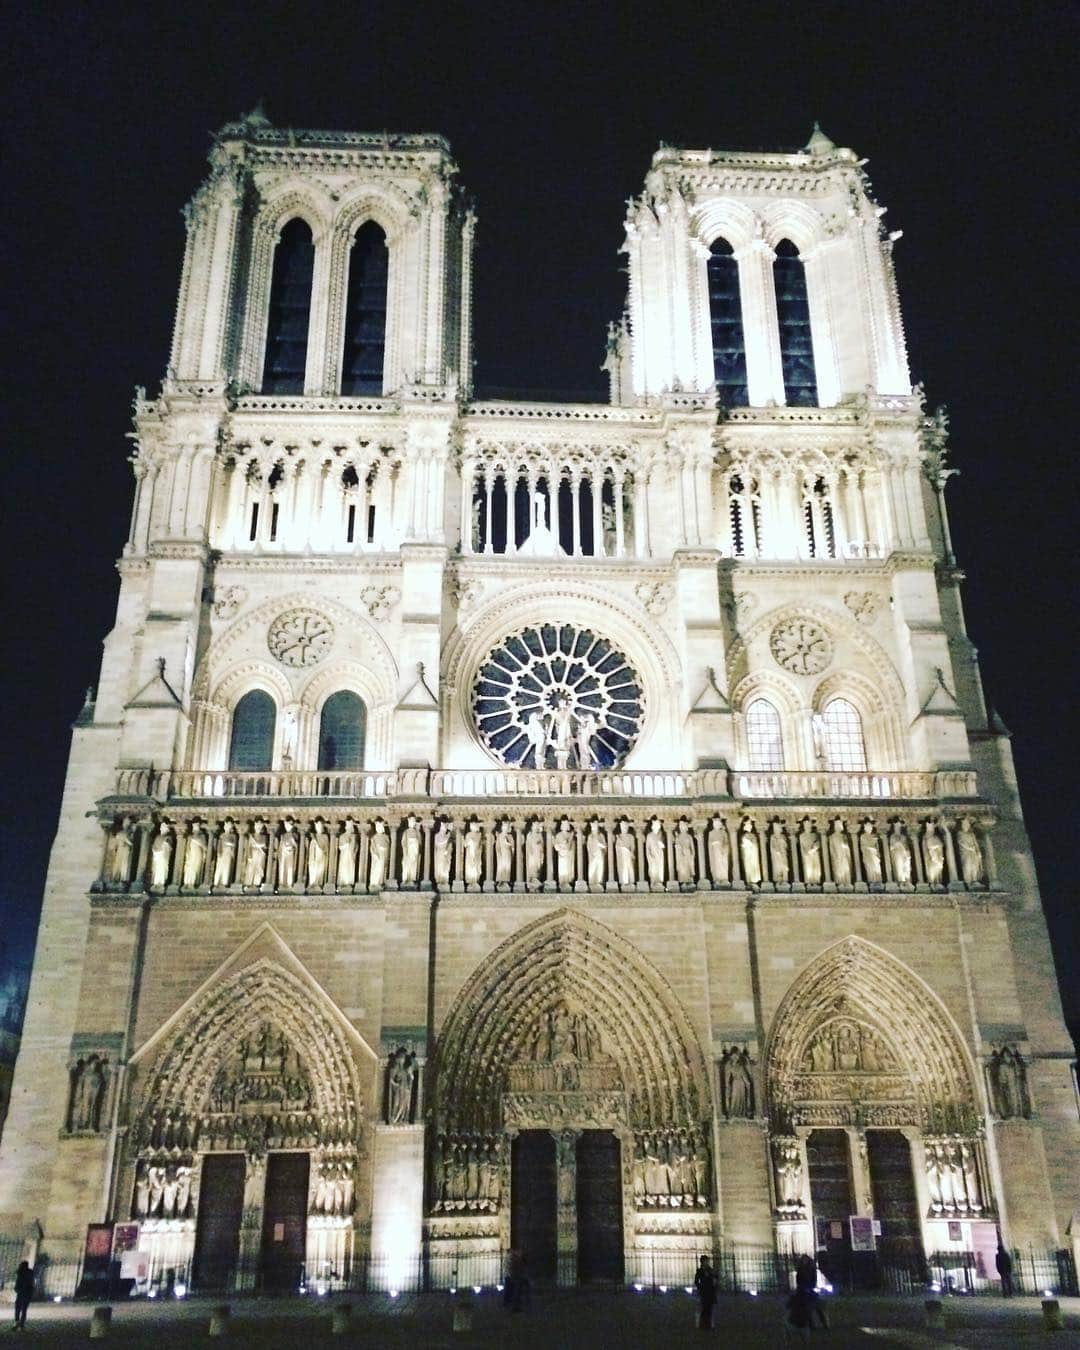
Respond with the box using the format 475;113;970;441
2;2;1077;1028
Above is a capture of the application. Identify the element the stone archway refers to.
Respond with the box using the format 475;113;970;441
428;910;713;1282
765;937;988;1269
127;958;368;1291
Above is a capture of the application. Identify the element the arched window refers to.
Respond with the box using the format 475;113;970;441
318;691;366;770
341;222;388;395
261;219;315;394
746;698;784;771
707;239;748;406
228;690;276;771
728;473;762;557
773;239;818;406
803;476;836;559
819;698;867;771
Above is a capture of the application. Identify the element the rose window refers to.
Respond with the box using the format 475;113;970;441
472;624;645;769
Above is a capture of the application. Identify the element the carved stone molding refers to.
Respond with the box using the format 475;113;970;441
769;618;833;676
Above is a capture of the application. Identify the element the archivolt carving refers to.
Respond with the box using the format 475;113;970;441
766;937;978;1134
255;184;333;242
759;200;828;254
430;909;709;1137
688;199;757;253
130;958;364;1161
729;669;802;716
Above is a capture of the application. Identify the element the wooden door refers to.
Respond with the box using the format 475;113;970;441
576;1131;623;1283
192;1153;245;1292
510;1131;557;1280
260;1152;310;1294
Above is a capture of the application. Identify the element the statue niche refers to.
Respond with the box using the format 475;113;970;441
67;1053;109;1133
385;1045;419;1124
987;1044;1031;1120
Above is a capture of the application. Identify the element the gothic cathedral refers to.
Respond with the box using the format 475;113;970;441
1;112;1076;1294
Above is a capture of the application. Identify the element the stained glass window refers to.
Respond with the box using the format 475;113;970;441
708;239;748;406
228;690;276;770
774;239;818;406
341;221;388;395
318;690;366;770
261;219;314;395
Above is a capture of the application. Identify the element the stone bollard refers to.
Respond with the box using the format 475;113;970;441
331;1303;353;1335
89;1305;113;1339
1042;1298;1063;1330
923;1298;945;1329
208;1303;231;1337
452;1293;474;1333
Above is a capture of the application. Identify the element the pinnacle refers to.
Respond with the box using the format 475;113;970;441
805;121;836;155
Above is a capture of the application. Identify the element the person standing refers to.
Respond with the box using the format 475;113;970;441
693;1254;717;1330
13;1261;34;1330
995;1238;1014;1296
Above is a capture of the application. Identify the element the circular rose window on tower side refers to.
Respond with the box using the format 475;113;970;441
472;623;646;770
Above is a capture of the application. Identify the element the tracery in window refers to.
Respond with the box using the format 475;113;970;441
818;698;867;771
228;690;276;771
803;476;836;558
728;473;762;557
707;239;748;407
745;698;784;771
468;463;632;557
318;690;366;770
341;221;388;395
774;239;818;407
261;219;314;395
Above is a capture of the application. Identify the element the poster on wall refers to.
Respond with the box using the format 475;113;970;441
849;1216;876;1252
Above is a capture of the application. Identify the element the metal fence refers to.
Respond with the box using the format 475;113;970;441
1;1235;1075;1302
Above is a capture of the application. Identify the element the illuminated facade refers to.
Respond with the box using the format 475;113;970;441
1;112;1076;1293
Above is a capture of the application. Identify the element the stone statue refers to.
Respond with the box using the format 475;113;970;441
551;698;574;770
956;817;983;884
828;819;852;886
369;820;391;888
888;822;913;884
306;819;329;888
809;1031;834;1072
774;1137;803;1210
433;821;453;886
799;820;823;885
525;712;547;768
107;817;135;883
720;1046;754;1119
586;821;606;886
400;816;421;885
463;821;483;885
811;711;828;767
674;821;695;884
213;818;238;887
769;823;790;883
577;711;597;770
739;819;762;887
614;820;636;885
494;821;514;884
182;821;207;887
134;1165;151;1217
149;822;173;887
244;818;268;886
922;820;946;886
836;1022;859;1070
859;820;883;883
692;1130;711;1205
924;1141;944;1210
989;1045;1028;1119
552;820;575;886
386;1046;417;1124
69;1055;107;1132
174;1165;192;1219
525;821;545;884
336;820;358;886
277;817;299;887
645;818;665;885
708;817;730;883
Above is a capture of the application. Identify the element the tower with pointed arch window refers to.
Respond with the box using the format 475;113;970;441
0;114;1075;1298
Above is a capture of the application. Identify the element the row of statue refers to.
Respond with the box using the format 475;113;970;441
431;1133;503;1212
66;1054;109;1134
801;1020;897;1075
134;1162;193;1220
104;811;986;891
385;1046;419;1125
631;1128;712;1208
311;1157;356;1217
924;1136;985;1215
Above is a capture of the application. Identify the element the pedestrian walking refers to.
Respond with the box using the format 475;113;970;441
693;1254;717;1330
785;1286;814;1344
995;1238;1014;1297
794;1253;829;1328
13;1261;34;1331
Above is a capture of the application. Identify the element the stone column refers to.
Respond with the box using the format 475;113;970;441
553;1129;580;1287
236;1155;267;1292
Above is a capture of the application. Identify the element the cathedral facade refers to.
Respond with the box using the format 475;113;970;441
1;113;1076;1293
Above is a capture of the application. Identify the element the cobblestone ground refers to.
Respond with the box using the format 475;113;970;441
3;1290;1078;1347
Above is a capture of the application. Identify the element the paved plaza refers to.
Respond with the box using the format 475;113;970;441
3;1290;1078;1347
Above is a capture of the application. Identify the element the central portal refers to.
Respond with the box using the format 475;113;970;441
576;1130;623;1283
511;1131;557;1279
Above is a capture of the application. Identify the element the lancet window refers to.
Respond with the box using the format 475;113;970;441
745;698;784;770
318;691;366;770
727;472;762;557
464;457;634;558
228;690;276;771
707;238;748;407
773;239;818;407
803;475;837;559
261;219;315;395
818;698;867;772
340;221;388;395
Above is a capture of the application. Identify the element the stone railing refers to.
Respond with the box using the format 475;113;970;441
113;766;976;804
95;800;996;899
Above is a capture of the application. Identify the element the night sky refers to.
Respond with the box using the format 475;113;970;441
3;2;1077;1029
